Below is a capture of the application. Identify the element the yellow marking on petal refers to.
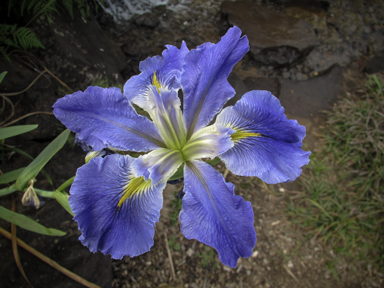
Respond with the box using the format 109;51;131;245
152;71;161;93
117;176;152;208
231;131;261;141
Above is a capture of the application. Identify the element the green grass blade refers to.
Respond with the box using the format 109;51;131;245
0;71;7;83
1;146;53;186
56;176;75;192
0;125;38;140
0;185;16;196
0;205;66;236
308;199;332;220
0;167;26;184
53;191;74;216
14;129;70;191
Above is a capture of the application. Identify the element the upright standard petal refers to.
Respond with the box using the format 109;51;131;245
133;86;186;149
53;86;165;152
180;160;256;268
124;42;189;101
182;26;249;139
69;154;166;259
216;90;311;184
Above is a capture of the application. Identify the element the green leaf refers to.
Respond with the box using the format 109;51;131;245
0;185;16;196
0;167;26;184
0;146;53;186
169;164;184;181
0;125;38;140
34;188;74;217
207;157;221;166
14;27;45;50
0;205;66;236
0;71;7;84
53;191;74;216
56;176;75;192
14;129;70;191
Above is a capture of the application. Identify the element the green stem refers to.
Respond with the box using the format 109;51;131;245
34;189;55;198
57;176;75;192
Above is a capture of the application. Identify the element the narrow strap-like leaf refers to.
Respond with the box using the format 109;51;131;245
0;125;38;140
0;206;66;236
14;129;70;191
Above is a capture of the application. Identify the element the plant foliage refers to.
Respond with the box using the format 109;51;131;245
287;74;384;271
0;24;45;52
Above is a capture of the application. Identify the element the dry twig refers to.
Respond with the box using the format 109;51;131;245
164;232;176;280
11;195;34;287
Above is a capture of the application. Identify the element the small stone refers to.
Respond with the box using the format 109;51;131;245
186;248;194;257
283;72;291;78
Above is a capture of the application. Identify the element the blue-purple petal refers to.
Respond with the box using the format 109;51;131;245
69;154;165;259
216;90;311;184
182;26;249;138
124;42;189;101
180;160;256;268
53;86;164;152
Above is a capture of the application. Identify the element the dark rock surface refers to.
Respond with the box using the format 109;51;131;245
0;57;62;142
243;77;280;97
279;65;345;118
226;73;249;107
37;9;126;89
269;0;330;11
364;50;384;74
221;1;317;66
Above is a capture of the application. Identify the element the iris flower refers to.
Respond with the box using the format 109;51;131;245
53;27;310;268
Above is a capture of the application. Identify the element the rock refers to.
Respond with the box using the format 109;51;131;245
0;57;63;142
133;12;160;28
243;77;280;97
283;6;328;37
221;1;317;66
303;46;351;74
227;73;249;107
279;65;345;118
38;9;126;88
121;41;142;56
269;0;330;11
152;4;167;16
226;75;280;108
364;51;384;74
